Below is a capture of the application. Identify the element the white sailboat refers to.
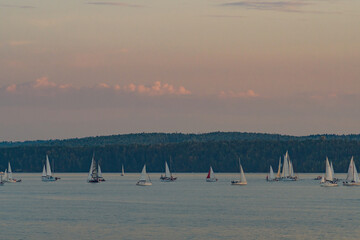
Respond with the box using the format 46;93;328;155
6;162;21;183
321;157;338;187
42;155;58;182
98;163;106;182
267;165;277;181
121;164;125;176
279;151;297;181
87;155;100;183
160;161;177;182
206;166;218;182
231;159;247;185
136;164;152;186
343;157;360;186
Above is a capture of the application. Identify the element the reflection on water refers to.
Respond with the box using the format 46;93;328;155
1;173;360;240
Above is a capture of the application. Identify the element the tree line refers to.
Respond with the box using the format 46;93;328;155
1;139;360;173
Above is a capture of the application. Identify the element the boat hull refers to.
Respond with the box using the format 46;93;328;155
206;178;218;182
343;182;360;186
231;180;247;185
136;181;152;186
160;177;177;182
42;176;57;182
321;182;338;187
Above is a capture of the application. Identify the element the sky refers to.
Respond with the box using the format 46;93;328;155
1;0;360;141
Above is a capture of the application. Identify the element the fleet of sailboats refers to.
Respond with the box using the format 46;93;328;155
320;157;338;187
206;166;218;182
274;151;297;181
136;165;152;186
160;161;177;182
42;155;59;182
231;159;247;185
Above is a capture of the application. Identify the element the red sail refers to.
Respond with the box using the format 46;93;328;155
207;168;211;179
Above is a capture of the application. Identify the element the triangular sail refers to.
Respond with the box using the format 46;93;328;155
165;161;171;178
42;165;46;177
209;166;215;179
282;152;289;177
276;157;281;178
330;161;335;180
122;164;125;176
240;164;247;183
346;157;354;182
46;155;52;177
325;157;333;181
88;156;95;180
269;165;275;180
140;165;147;181
98;164;102;178
207;167;211;179
8;162;13;180
4;169;8;181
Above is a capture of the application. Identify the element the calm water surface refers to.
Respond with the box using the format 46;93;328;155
1;173;360;240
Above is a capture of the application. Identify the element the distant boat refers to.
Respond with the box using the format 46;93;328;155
231;159;247;185
136;164;152;186
87;155;101;183
321;157;338;187
266;165;277;181
42;155;59;182
5;162;21;183
206;166;218;182
278;151;297;181
98;163;106;182
0;172;5;185
121;164;125;176
160;161;177;182
343;157;360;186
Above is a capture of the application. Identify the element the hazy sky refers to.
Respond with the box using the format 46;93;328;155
1;0;360;141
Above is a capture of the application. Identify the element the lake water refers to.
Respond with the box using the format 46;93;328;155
1;173;360;240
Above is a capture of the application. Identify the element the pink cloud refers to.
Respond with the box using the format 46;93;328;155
33;77;57;89
6;84;17;93
219;89;259;98
9;41;31;47
97;83;111;89
121;81;191;96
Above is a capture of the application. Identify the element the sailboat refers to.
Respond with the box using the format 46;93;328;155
160;161;177;182
121;164;125;176
87;155;101;183
0;171;5;185
5;162;21;183
266;165;277;181
206;166;218;182
276;157;281;179
279;151;297;181
231;159;247;185
136;164;152;186
343;157;360;186
98;163;106;182
321;157;338;187
42;155;59;182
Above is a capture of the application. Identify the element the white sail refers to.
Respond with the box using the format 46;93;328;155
165;161;171;178
240;164;247;183
140;165;147;181
88;157;95;180
121;164;125;176
42;165;46;177
8;162;13;180
209;166;215;179
330;161;335;180
3;169;8;182
269;165;275;180
325;157;333;181
320;174;325;183
346;157;360;183
282;152;289;177
46;155;52;177
276;157;281;178
98;164;102;178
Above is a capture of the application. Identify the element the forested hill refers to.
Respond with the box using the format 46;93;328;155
1;132;360;173
2;132;360;147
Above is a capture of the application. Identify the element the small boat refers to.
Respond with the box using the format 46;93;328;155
343;157;360;186
231;159;247;185
5;162;21;183
314;176;322;180
136;164;152;186
0;171;5;185
320;157;338;187
266;165;277;181
121;164;125;176
87;155;101;183
160;161;177;182
42;155;59;182
98;163;106;182
206;166;218;182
